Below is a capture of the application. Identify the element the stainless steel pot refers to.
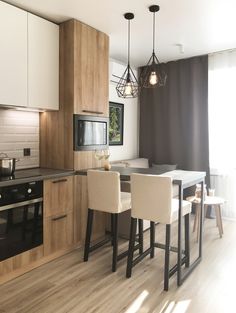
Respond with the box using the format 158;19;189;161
0;153;19;176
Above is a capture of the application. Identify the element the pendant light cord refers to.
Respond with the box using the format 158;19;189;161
152;11;155;54
128;19;130;66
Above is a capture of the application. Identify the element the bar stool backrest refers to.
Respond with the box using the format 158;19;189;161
87;170;121;213
131;173;173;224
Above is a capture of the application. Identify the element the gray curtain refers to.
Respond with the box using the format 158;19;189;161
139;55;210;186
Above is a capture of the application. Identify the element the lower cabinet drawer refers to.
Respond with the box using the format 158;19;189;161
44;211;74;256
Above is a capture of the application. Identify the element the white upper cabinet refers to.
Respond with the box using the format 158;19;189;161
28;14;59;110
0;1;27;107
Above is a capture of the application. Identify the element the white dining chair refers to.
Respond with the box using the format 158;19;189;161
126;173;191;290
84;170;143;272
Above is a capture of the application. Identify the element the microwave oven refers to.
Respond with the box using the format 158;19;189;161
73;114;109;151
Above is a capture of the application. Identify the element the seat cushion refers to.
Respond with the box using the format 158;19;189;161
171;199;191;223
120;192;131;212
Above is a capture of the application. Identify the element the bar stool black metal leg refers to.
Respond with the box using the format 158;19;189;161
150;221;155;258
84;208;94;262
112;213;118;272
138;219;144;254
164;224;171;291
126;217;137;278
111;213;114;246
184;213;190;267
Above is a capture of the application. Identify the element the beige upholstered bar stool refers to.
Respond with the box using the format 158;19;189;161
126;173;192;291
84;170;143;272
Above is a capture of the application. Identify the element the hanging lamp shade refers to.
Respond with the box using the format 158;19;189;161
116;13;139;98
140;5;167;88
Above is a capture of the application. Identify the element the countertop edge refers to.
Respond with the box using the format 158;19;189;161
0;169;75;187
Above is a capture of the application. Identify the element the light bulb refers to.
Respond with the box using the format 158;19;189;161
149;71;158;85
124;82;132;95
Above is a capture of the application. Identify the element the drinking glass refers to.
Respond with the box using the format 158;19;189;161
103;150;110;160
94;150;104;161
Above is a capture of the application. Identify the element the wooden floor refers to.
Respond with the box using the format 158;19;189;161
0;217;236;313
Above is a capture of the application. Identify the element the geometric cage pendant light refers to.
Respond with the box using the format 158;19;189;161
116;13;139;98
139;5;167;88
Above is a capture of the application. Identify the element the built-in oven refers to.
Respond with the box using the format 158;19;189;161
0;181;43;262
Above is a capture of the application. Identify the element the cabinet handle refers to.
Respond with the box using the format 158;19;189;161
52;214;67;221
82;110;104;115
52;179;67;184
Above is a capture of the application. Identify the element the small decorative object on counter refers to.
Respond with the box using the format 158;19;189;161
208;188;215;196
103;149;111;171
195;183;207;199
94;150;111;171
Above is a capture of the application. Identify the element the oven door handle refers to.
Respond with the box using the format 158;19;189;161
0;197;43;212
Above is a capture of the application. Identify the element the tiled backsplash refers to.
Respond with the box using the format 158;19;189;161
0;109;39;169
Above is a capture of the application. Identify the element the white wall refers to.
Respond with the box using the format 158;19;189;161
0;109;39;169
109;59;139;161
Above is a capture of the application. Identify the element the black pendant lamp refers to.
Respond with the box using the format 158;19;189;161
140;5;167;88
116;13;139;98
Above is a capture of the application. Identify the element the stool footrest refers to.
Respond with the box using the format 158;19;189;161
154;242;185;254
117;243;140;261
89;237;111;253
132;247;153;268
169;257;187;278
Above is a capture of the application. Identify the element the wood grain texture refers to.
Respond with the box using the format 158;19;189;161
73;151;106;171
0;245;43;283
74;175;106;245
0;218;235;313
40;19;109;170
73;20;109;116
44;211;74;256
0;246;76;285
44;175;74;255
44;176;74;218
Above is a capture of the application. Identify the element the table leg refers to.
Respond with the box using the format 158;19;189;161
177;184;183;286
177;179;204;286
215;205;223;238
218;205;224;235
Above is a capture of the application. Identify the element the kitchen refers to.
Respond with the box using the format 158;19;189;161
0;0;236;312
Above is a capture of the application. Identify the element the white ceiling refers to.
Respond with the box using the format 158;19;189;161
4;0;236;67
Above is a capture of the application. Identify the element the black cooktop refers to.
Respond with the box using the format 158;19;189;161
0;172;42;182
0;168;75;188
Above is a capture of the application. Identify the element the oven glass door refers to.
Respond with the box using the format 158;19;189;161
0;200;43;261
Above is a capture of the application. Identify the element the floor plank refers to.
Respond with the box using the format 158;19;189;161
0;217;235;313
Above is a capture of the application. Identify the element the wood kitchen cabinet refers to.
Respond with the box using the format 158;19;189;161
44;176;73;218
72;21;109;116
0;1;27;107
43;176;74;256
40;19;109;169
44;211;74;256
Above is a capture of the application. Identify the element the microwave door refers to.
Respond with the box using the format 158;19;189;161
92;123;105;145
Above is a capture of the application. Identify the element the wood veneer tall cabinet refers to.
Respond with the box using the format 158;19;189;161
40;19;109;245
40;19;109;170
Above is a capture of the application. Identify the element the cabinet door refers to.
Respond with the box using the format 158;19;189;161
74;22;109;116
0;2;27;107
44;211;74;256
28;13;59;110
44;176;73;218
